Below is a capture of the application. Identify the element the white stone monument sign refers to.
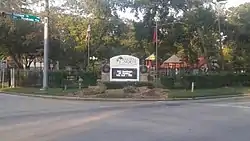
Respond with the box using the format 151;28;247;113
110;55;140;82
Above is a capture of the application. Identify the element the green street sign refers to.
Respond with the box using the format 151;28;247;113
12;13;41;22
23;14;41;22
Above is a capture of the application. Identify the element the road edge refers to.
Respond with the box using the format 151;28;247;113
1;91;250;102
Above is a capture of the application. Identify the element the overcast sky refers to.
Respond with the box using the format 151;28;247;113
118;0;250;20
226;0;250;7
49;0;250;20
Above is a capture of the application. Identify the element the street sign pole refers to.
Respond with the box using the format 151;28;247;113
42;16;48;90
41;0;49;90
0;60;7;88
1;68;4;88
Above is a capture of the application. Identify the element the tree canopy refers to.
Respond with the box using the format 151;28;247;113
1;0;250;70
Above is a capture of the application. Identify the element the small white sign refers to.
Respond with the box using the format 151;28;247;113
110;55;140;82
0;60;7;69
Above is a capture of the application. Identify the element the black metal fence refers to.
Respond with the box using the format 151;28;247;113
0;69;97;88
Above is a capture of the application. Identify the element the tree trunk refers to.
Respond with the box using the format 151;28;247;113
197;27;211;70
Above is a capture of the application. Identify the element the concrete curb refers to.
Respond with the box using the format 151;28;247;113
0;92;169;101
1;91;250;102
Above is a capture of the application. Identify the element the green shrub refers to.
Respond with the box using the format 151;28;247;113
103;82;124;89
160;73;250;89
48;71;67;87
180;73;250;89
160;76;175;88
48;71;97;88
103;82;154;89
135;82;154;88
78;71;97;86
15;70;97;88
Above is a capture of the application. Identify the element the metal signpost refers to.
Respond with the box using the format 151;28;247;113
42;0;49;90
0;60;7;88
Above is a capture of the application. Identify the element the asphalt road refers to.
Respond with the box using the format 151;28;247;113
1;94;250;141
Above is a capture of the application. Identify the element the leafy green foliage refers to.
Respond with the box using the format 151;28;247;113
160;73;250;89
103;82;154;89
160;77;175;89
0;17;43;68
1;0;250;71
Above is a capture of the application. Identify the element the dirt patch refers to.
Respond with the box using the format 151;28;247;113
66;86;168;99
133;87;168;99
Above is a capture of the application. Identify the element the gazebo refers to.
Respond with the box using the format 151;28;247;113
160;55;185;69
160;55;186;76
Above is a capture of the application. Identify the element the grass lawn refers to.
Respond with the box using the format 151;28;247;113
168;87;250;99
0;87;79;96
1;86;249;99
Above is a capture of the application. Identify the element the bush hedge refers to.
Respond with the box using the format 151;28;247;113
78;72;98;86
160;73;250;89
50;71;97;88
103;82;154;89
16;70;97;88
160;77;175;89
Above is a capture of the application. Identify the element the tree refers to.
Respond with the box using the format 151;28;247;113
0;15;44;68
227;3;250;68
1;0;250;71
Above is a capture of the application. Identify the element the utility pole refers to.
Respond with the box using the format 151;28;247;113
154;11;160;87
41;0;49;90
215;0;227;70
155;20;158;86
87;24;91;67
218;11;224;70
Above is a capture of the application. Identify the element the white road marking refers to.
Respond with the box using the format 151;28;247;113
207;103;250;109
226;102;250;105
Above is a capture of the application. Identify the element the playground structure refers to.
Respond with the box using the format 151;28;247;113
145;54;215;76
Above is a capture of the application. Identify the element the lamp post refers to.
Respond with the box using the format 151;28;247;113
154;12;160;86
89;56;98;71
59;29;65;54
87;24;91;67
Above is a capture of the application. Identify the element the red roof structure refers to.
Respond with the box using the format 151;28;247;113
160;55;187;69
